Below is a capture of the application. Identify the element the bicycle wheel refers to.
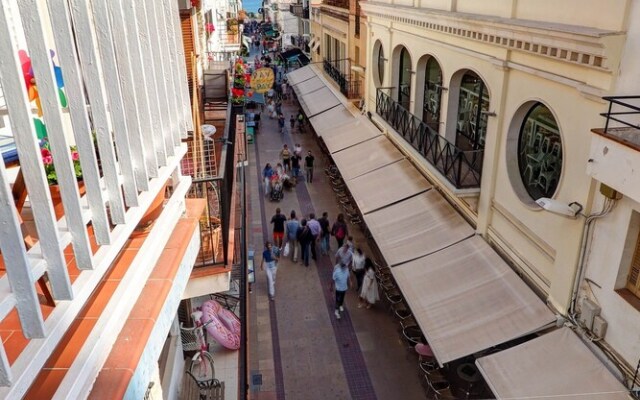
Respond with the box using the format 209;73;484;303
190;352;216;382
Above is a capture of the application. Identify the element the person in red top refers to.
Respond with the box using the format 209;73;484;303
270;208;287;248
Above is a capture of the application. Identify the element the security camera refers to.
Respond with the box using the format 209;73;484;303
535;198;583;218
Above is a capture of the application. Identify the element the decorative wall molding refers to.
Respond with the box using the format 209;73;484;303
362;3;624;72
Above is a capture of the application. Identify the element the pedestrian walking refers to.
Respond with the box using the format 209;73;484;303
281;81;288;100
318;211;331;255
278;113;286;134
346;235;355;252
285;210;300;262
293;143;302;157
304;150;315;183
260;241;280;301
358;258;379;309
297;110;305;132
270;208;287;248
280;144;291;173
289;115;295;131
262;163;274;196
297;219;314;267
330;262;351;319
352;248;366;292
291;151;301;184
335;242;353;269
307;213;321;261
331;213;349;248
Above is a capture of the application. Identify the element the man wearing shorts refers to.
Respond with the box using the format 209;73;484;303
271;208;287;248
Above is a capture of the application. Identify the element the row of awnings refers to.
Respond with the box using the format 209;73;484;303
286;65;631;399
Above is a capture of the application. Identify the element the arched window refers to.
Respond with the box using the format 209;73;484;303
517;103;562;199
456;71;489;150
376;46;385;86
398;48;411;110
422;58;442;132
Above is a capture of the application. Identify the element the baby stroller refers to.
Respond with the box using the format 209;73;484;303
270;175;284;201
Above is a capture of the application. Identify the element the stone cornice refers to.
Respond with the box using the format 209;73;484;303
361;1;625;71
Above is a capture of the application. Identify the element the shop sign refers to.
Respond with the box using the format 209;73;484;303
250;67;274;94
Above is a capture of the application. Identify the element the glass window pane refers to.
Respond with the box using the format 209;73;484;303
517;103;562;199
422;58;442;131
377;47;385;84
456;72;489;150
398;48;411;110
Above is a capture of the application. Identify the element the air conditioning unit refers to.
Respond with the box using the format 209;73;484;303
578;298;601;331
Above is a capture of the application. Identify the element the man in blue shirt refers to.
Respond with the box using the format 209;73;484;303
307;213;321;261
330;262;351;319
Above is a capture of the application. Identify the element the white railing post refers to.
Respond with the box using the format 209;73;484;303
163;0;186;145
81;0;141;206
144;0;176;158
17;0;94;274
98;0;150;192
46;0;111;245
0;0;50;335
133;0;169;168
66;0;128;223
119;0;159;179
159;0;183;146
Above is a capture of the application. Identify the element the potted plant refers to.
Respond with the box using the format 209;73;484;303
41;141;85;219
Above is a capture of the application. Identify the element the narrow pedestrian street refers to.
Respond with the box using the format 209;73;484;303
245;72;426;399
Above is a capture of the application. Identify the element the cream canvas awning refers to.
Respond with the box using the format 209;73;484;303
476;328;629;400
295;76;326;95
392;236;556;365
297;86;341;117
309;105;355;136
347;160;432;214
331;136;404;181
363;190;474;266
286;65;316;85
322;117;382;154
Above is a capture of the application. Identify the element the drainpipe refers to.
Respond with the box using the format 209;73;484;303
568;195;617;317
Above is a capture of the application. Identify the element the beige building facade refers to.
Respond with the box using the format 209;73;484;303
361;0;640;382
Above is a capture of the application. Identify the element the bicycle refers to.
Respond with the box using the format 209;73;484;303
182;310;221;397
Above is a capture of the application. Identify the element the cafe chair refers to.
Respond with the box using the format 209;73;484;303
384;289;403;312
427;377;455;400
415;343;438;373
400;316;417;331
402;326;423;348
392;302;413;321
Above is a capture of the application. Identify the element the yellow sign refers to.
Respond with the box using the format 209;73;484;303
251;68;274;94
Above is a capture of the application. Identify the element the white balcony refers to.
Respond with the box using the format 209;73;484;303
588;96;640;203
0;0;194;397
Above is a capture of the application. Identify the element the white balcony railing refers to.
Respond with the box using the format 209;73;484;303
0;0;192;394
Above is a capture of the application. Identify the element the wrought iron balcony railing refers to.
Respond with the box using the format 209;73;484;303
323;59;362;100
600;96;640;134
376;89;483;189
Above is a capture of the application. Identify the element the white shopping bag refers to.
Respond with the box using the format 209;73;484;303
282;242;290;257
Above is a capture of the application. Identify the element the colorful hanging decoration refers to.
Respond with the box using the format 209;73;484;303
19;49;66;117
206;23;215;33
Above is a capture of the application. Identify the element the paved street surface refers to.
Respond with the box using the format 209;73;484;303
246;73;426;399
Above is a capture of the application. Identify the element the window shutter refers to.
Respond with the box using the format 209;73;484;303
181;12;194;95
626;233;640;296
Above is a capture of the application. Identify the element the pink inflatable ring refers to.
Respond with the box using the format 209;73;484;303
200;300;241;350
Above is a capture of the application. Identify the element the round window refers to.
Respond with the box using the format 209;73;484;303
516;103;562;200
